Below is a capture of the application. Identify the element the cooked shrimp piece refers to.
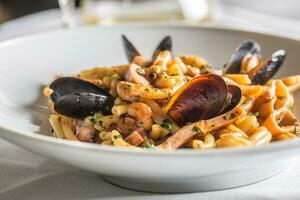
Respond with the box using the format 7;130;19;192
128;102;153;131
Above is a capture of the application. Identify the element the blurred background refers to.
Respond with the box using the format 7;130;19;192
0;0;299;39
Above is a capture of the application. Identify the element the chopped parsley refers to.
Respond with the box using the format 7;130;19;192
90;117;96;125
136;68;145;75
229;113;236;119
193;125;204;135
223;116;227;120
113;134;122;139
253;112;260;117
160;119;172;132
154;119;172;133
125;84;132;89
98;120;103;127
143;141;155;149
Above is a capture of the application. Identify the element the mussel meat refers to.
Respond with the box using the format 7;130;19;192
122;35;172;63
224;40;286;85
50;77;114;118
165;74;241;126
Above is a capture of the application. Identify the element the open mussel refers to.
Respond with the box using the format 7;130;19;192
224;40;261;74
152;36;172;60
224;40;286;85
248;50;286;85
122;35;172;63
122;35;141;63
164;74;241;126
50;77;114;119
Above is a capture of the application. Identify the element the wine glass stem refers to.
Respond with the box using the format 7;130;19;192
58;0;75;28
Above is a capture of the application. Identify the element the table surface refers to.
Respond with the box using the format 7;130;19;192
1;9;300;200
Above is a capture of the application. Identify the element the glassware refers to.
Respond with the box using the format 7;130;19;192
58;0;76;28
81;0;211;25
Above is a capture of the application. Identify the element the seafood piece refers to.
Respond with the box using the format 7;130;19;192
164;74;229;125
122;35;141;63
127;102;153;131
152;36;172;60
224;40;286;85
117;115;136;136
125;64;150;85
160;104;244;149
125;128;147;146
224;40;261;74
54;93;113;119
122;35;172;62
76;121;96;143
50;77;114;118
248;50;286;85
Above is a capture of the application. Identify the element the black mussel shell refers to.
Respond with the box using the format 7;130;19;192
49;77;111;102
54;93;114;119
224;40;261;74
122;35;141;63
165;74;228;126
50;77;114;118
152;36;172;60
249;49;286;85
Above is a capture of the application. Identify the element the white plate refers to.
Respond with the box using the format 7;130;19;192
0;25;299;193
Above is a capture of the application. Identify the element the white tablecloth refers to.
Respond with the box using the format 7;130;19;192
1;8;300;200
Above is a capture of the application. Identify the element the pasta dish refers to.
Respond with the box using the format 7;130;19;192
44;36;300;150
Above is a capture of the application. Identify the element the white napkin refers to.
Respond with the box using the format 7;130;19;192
1;3;300;199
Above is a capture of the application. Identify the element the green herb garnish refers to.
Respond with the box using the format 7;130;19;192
160;119;172;133
125;84;132;89
253;112;260;117
113;134;122;139
229;113;236;119
193;125;204;135
143;141;155;149
90;117;96;125
136;68;145;75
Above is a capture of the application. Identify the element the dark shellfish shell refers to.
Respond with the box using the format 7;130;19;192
152;36;172;60
121;35;141;63
165;74;229;126
54;93;113;118
224;40;261;74
50;77;114;118
249;49;286;85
